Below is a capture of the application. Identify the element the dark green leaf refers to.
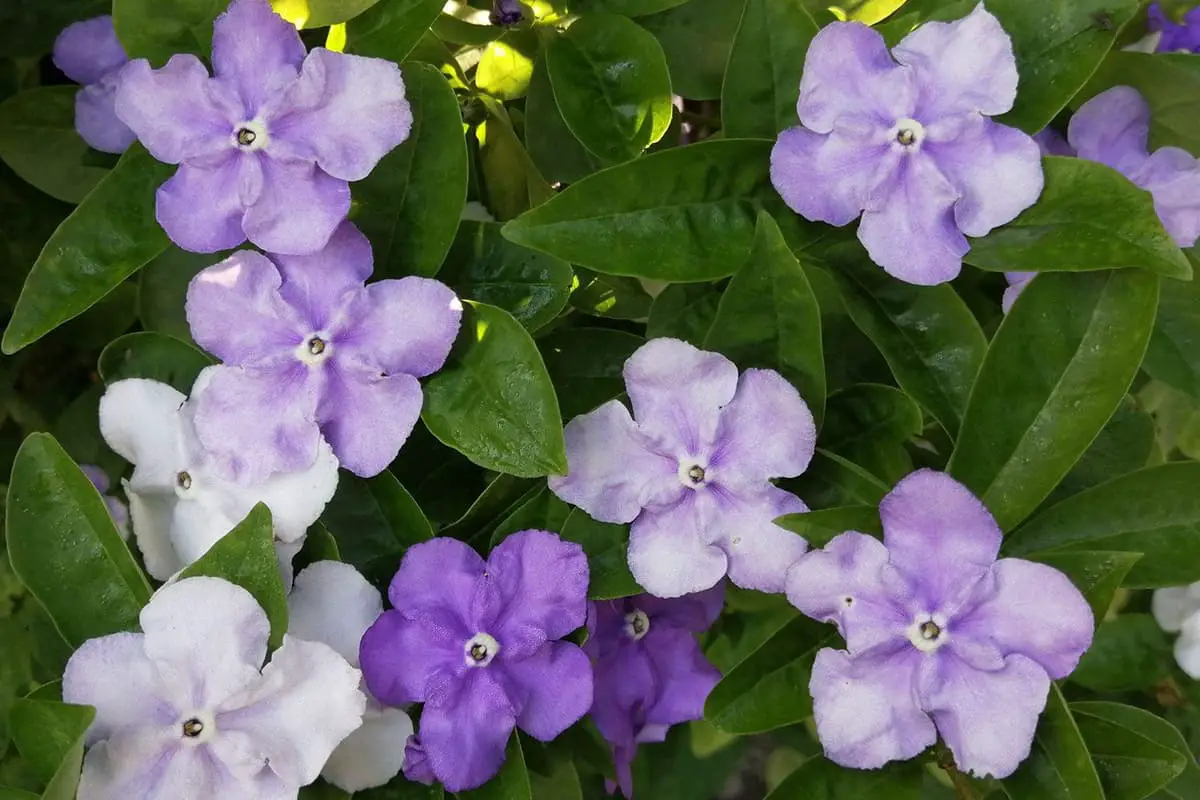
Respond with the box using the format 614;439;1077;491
98;332;213;393
491;487;572;546
1072;702;1188;800
569;0;691;15
286;0;383;28
789;449;890;509
0;87;110;204
1071;615;1173;693
949;269;1159;531
344;0;445;62
540;327;642;419
647;283;722;345
112;0;225;63
6;433;150;647
136;246;216;344
558;508;641;600
1001;684;1104;800
457;733;532;800
422;301;567;477
774;505;882;549
2;144;173;353
1080;52;1200;156
1025;551;1141;622
1143;263;1200;399
765;757;923;800
821;384;922;451
569;269;653;321
357;778;443;800
9;698;93;800
440;473;536;543
0;0;108;59
525;56;604;186
320;471;432;588
639;0;743;100
1047;395;1155;504
478;99;554;222
354;62;466;278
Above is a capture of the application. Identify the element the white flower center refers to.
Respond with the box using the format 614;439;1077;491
174;470;196;499
294;332;332;366
464;633;500;667
678;460;708;488
891;117;925;149
624;609;650;641
232;119;269;151
177;710;216;745
906;613;948;653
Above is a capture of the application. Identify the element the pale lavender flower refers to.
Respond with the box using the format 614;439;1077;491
786;470;1093;778
185;221;461;483
63;577;365;798
1148;3;1200;52
1001;271;1034;313
115;0;411;255
81;463;130;538
1153;582;1200;678
586;587;724;797
359;531;593;792
549;338;815;599
52;16;134;154
771;4;1043;285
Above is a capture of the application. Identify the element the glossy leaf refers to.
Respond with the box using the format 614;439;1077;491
477;32;536;101
765;757;923;800
6;433;151;647
821;384;922;452
113;0;225;63
639;0;743;101
1143;265;1200;399
1001;684;1105;800
275;0;381;28
354;62;466;278
949;269;1159;532
98;331;213;393
647;283;723;345
558;508;641;600
1071;615;1173;693
790;449;890;509
478;100;554;222
320;471;432;588
1006;464;1200;588
569;269;653;321
540;327;643;420
705;212;826;426
569;0;691;15
343;0;445;62
491;488;572;545
9;698;93;800
774;504;882;549
1072;702;1188;800
1025;551;1142;623
721;0;820;139
179;503;288;650
966;158;1191;280
0;87;111;204
458;733;532;800
440;473;535;543
525;56;604;186
1047;395;1155;504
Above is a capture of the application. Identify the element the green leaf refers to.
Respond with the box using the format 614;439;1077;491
705;615;833;735
1143;264;1200;399
179;504;289;650
545;14;673;163
491;487;572;546
721;0;820;139
9;698;93;800
639;0;743;100
568;269;653;321
0;87;111;204
478;99;554;222
774;505;882;549
540;327;643;420
503;139;816;281
98;332;213;393
529;755;583;800
356;779;443;799
344;0;445;62
440;474;536;543
821;384;922;452
440;221;572;332
1071;615;1174;693
525;56;604;186
320;471;431;588
113;0;225;63
1047;395;1155;504
2;144;173;353
948;269;1158;532
1072;702;1188;800
6;434;150;647
1024;551;1142;622
1080;52;1200;156
647;283;723;345
278;0;381;28
705;211;826;426
477;32;537;101
354;62;467;279
422;301;567;478
1006;464;1200;588
1001;684;1105;800
569;0;691;15
790;449;890;509
136;246;215;343
458;733;533;800
826;243;986;437
0;0;108;59
965;158;1191;280
765;757;923;800
558;508;641;600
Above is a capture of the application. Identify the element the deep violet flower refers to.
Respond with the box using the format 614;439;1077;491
586;586;724;797
63;577;364;799
115;0;411;255
771;4;1043;285
359;531;593;792
1148;3;1200;52
549;337;815;599
785;470;1093;778
491;0;525;25
185;221;461;483
81;463;130;538
52;16;134;154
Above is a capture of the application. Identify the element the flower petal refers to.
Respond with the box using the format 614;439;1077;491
115;55;235;164
892;5;1018;118
322;701;413;791
1174;613;1200;678
811;645;936;769
288;561;382;667
335;276;462;377
77;730;203;798
712;368;816;485
879;470;1001;613
796;22;914;133
628;498;728;599
99;378;187;477
486;529;590;646
76;79;136;154
623;338;739;458
1002;271;1035;314
359;610;463;707
1034;128;1073;158
1152;584;1200;633
124;486;187;580
928;116;1044;237
642;626;720;725
211;0;305;114
226;435;339;543
242;156;350;255
418;669;517;792
707;484;808;593
218;635;366;787
186;250;305;364
637;583;725;633
503;642;593;740
156;155;254;253
53;15;127;85
786;532;910;654
920;651;1049;779
857;154;968;285
548;400;680;524
167;493;244;568
270;49;412;181
273;220;373;329
62;632;174;744
955;558;1093;679
1067;86;1152;176
771;125;891;227
387;537;486;630
316;363;422;478
1134;145;1200;248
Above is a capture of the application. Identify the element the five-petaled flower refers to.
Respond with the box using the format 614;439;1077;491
63;577;365;798
115;0;411;254
185;221;462;482
359;530;594;792
785;470;1093;778
98;375;338;582
52;15;134;154
549;337;814;599
586;587;724;797
1148;3;1200;52
771;4;1044;285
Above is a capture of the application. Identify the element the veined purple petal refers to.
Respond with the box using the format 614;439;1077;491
316;362;422;478
771;124;892;227
636;583;725;633
704;484;808;593
76;78;136;154
711;368;816;485
273;221;374;329
418;669;517;792
386;537;486;632
796;22;914;133
1133;145;1200;248
211;0;305;115
63;633;174;744
486;530;589;648
1034;128;1073;158
1067;86;1153;177
359;611;463;707
628;496;728;599
403;737;436;785
334;276;462;378
242;156;350;255
156;154;256;253
501;641;592;740
53;15;127;86
642;626;720;725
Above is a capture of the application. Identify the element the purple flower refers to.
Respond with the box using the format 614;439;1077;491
771;5;1043;285
1033;128;1072;158
1148;3;1200;52
81;463;130;538
548;338;815;599
185;221;462;482
491;0;525;25
53;16;134;154
1001;271;1034;313
359;530;593;792
585;587;724;797
114;0;412;255
785;470;1093;778
63;577;365;797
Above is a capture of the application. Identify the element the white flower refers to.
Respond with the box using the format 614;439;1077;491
63;577;365;799
1153;582;1200;677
